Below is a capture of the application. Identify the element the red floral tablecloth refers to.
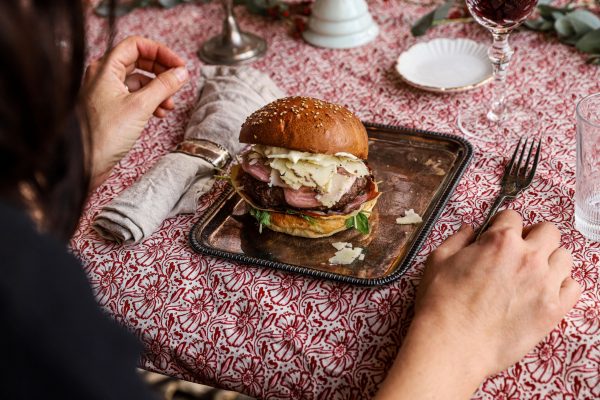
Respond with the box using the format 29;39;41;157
74;1;600;398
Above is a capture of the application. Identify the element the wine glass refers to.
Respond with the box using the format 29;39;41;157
457;0;538;142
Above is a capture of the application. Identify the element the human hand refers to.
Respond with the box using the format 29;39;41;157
414;210;581;377
374;211;581;400
83;36;189;188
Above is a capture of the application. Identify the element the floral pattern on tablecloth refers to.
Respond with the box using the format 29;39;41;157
73;1;600;398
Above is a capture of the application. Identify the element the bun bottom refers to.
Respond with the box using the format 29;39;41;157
263;198;378;238
230;165;379;238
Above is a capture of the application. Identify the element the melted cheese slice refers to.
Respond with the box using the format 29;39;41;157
287;160;336;188
316;173;356;207
252;145;368;206
269;159;306;189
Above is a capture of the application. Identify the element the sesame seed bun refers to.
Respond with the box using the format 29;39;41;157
239;96;369;159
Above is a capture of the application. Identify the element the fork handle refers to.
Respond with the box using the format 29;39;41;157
475;194;511;241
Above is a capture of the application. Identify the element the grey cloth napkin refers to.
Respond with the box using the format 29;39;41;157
93;66;285;244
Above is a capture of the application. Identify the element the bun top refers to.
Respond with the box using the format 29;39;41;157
239;96;369;159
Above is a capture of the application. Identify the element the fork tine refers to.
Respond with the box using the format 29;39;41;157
526;139;542;184
521;138;536;178
515;137;529;177
506;137;523;176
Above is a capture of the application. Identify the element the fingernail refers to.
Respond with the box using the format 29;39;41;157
174;67;188;82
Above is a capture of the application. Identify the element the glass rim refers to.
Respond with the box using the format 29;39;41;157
576;93;600;129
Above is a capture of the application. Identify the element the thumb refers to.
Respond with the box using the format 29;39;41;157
136;66;188;111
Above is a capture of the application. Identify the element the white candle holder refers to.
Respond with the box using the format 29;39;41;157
302;0;379;49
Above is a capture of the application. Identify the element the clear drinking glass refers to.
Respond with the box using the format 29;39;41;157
575;93;600;241
457;0;538;142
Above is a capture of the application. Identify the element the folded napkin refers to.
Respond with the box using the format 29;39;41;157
93;66;285;244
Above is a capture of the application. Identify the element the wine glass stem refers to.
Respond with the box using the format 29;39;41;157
487;31;514;122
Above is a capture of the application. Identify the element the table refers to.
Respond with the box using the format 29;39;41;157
74;1;600;398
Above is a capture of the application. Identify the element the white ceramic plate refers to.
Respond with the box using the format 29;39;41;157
396;38;492;93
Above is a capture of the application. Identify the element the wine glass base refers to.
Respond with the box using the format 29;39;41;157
457;103;538;145
198;32;267;65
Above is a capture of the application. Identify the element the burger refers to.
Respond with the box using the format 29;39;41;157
230;96;380;238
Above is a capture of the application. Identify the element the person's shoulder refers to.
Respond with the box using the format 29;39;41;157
0;205;156;399
0;202;75;280
0;201;41;240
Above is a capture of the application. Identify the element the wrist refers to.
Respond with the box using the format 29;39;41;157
409;311;492;379
375;312;489;400
89;143;114;190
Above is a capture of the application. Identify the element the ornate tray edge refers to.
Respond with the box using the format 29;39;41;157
189;123;474;286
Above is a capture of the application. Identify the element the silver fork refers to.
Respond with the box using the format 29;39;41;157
475;137;542;241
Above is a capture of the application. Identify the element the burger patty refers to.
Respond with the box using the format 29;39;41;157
239;171;370;212
239;172;286;208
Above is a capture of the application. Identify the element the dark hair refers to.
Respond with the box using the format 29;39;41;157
0;0;115;241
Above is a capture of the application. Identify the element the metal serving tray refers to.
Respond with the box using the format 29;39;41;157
189;123;473;286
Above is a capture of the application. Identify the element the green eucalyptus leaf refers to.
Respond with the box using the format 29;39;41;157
562;36;581;46
524;19;542;30
525;18;554;31
553;9;600;44
411;10;437;37
158;0;182;7
411;0;453;37
566;9;600;35
538;5;570;20
576;28;600;54
554;16;574;38
432;0;453;20
587;54;600;64
539;19;555;31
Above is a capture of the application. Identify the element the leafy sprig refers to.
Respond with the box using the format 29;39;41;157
345;212;370;235
286;209;316;225
411;0;463;37
525;4;600;63
249;208;270;233
411;0;600;64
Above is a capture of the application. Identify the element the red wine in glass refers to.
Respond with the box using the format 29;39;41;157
466;0;537;29
457;0;539;141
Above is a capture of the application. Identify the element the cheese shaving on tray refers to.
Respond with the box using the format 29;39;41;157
425;159;446;176
329;242;364;265
332;242;352;250
396;209;423;225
